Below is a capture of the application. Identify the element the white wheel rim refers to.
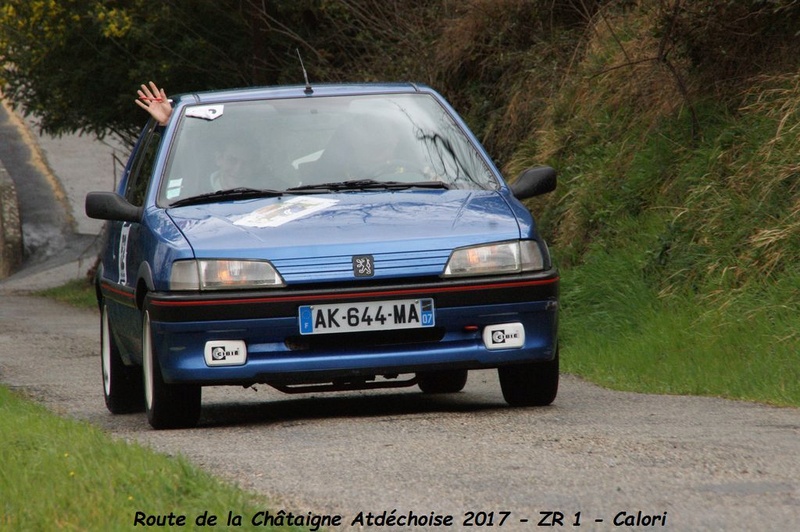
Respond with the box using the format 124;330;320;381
101;306;112;397
142;310;154;411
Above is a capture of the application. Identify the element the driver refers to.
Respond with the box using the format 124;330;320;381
334;117;407;180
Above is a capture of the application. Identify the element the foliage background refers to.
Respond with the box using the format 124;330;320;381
2;0;799;403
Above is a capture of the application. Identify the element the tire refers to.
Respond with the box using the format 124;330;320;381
142;307;201;429
417;369;468;394
498;350;559;407
101;304;145;414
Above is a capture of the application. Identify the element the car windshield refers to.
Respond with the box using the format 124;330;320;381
159;93;499;205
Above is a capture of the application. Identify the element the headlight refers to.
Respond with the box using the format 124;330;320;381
442;241;545;277
170;259;285;290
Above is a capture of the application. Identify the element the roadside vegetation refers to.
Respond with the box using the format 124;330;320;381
0;386;296;531
521;4;800;406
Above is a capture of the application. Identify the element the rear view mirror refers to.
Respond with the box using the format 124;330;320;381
509;166;557;200
85;192;142;223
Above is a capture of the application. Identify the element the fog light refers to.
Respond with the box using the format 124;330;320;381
204;340;247;366
482;323;525;350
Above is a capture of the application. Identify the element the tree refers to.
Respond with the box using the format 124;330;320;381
0;0;450;144
0;0;254;144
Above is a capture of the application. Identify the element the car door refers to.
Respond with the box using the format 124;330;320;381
104;121;164;362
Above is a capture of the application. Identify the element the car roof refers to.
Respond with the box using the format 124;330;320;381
170;82;431;106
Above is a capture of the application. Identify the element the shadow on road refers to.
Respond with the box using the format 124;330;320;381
197;387;511;429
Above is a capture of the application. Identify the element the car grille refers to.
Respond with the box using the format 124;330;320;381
272;249;451;283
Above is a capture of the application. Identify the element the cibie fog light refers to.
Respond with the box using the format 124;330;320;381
442;240;545;277
170;259;285;290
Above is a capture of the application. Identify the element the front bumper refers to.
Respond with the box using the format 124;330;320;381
144;271;559;385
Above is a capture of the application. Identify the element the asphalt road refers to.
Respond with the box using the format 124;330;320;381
1;101;798;531
1;290;799;531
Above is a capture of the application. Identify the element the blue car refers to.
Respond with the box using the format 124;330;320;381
86;83;559;429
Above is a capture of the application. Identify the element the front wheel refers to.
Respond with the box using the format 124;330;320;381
142;307;201;429
101;304;144;414
498;350;559;406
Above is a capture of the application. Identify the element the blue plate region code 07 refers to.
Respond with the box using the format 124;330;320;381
298;298;435;335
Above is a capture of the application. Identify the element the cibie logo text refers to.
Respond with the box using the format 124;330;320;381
491;330;520;344
211;346;240;360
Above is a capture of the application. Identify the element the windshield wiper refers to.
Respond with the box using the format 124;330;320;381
384;180;452;190
169;187;283;207
286;179;452;193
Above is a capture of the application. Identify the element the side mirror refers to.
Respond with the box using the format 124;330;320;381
85;192;142;223
509;166;557;200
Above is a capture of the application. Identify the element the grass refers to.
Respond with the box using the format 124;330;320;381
551;200;800;407
35;277;97;309
0;387;302;531
12;282;305;531
559;249;800;407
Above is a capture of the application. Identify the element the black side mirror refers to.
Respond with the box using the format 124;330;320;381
509;166;557;200
85;192;142;223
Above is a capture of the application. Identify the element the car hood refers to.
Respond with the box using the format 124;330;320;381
167;190;523;281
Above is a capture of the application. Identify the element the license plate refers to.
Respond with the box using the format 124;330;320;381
298;298;435;335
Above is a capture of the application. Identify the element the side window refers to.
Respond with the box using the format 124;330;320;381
124;122;164;207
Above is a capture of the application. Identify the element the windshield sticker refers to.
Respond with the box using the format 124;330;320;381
234;197;338;228
185;104;224;121
165;178;183;199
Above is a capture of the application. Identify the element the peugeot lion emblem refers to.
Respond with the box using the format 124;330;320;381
353;255;374;277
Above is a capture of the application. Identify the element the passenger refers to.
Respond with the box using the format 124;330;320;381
209;138;260;191
136;82;263;191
